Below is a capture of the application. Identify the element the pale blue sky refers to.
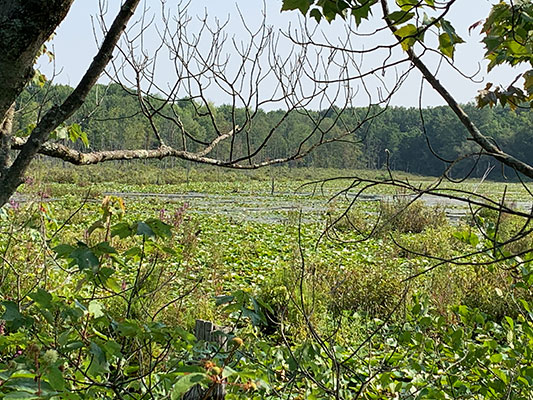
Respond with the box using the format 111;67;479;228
39;0;522;109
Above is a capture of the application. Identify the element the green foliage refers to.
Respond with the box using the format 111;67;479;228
281;0;378;24
437;19;465;59
280;0;312;15
0;199;271;399
30;36;55;89
378;197;447;234
458;204;533;261
2;176;533;398
17;122;89;147
230;296;533;399
482;1;533;71
477;0;533;108
280;0;532;109
216;290;273;327
280;0;466;56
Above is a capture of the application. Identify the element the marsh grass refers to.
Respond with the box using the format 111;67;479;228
5;171;532;338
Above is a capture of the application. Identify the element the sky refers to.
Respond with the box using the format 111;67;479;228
39;0;524;109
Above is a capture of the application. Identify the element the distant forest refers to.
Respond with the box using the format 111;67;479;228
15;84;532;179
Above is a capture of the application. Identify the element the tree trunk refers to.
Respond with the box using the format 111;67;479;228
0;1;74;121
0;103;14;179
0;0;74;200
0;0;141;207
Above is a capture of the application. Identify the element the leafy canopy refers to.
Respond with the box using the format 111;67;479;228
281;0;533;109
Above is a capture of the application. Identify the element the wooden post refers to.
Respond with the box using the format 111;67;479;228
183;320;230;400
270;165;275;195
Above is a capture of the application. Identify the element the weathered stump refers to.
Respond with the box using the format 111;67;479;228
182;320;230;400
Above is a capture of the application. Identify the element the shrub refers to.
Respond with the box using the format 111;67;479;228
378;197;447;234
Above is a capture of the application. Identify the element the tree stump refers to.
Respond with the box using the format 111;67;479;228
182;320;230;400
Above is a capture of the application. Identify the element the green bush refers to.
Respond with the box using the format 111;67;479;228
377;197;447;234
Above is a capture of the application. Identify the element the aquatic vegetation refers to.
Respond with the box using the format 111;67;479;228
1;173;532;398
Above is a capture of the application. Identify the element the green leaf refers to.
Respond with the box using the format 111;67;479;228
281;0;311;15
439;32;455;58
388;11;414;25
215;295;234;306
1;301;24;326
46;365;65;391
490;353;503;363
32;70;47;88
508;40;528;56
123;246;142;258
310;8;322;23
67;124;89;147
53;244;75;258
136;221;155;238
441;19;464;46
93;241;117;256
88;301;104;318
104;276;122;293
65;341;84;352
16;123;36;138
222;366;237;378
4;392;40;399
176;327;197;343
28;288;53;309
145;218;172;238
321;0;347;22
177;365;206;374
117;321;142;337
395;24;417;38
88;342;109;376
53;125;69;140
351;0;376;26
58;330;72;346
395;24;417;50
70;245;99;271
523;70;533;95
111;222;134;239
90;342;106;365
397;0;418;11
520;299;531;313
103;341;123;358
171;373;208;400
1;303;32;330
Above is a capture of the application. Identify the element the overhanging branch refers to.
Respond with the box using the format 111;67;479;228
380;0;533;180
10;137;303;169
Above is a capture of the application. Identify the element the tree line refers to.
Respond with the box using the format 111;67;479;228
15;83;532;179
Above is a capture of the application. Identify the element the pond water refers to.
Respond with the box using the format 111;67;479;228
102;191;533;224
12;189;531;225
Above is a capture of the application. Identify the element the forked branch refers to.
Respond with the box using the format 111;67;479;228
0;0;142;206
